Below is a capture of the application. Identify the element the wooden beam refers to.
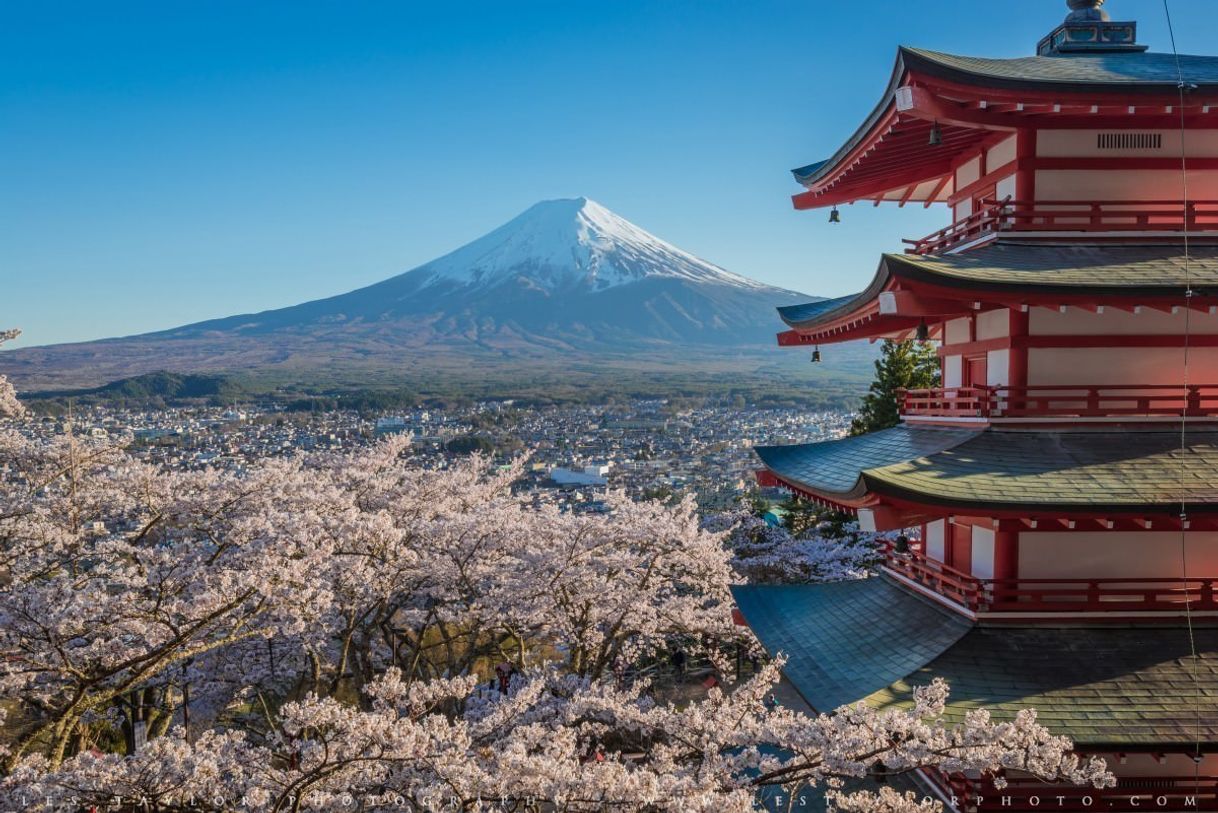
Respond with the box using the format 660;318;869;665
1029;156;1218;171
923;173;953;208
878;290;973;318
896;85;1023;132
858;506;942;532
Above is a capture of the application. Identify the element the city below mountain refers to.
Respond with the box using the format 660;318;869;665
2;198;867;401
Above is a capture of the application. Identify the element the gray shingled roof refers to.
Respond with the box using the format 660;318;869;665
754;425;980;500
738;581;1218;745
792;46;1218;188
776;243;1218;331
867;429;1218;510
866;626;1218;746
904;46;1218;88
732;579;972;712
775;295;862;327
887;243;1218;294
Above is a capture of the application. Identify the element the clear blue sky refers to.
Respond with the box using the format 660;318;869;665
4;0;1216;347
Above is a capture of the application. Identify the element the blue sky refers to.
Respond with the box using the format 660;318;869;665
4;0;1217;347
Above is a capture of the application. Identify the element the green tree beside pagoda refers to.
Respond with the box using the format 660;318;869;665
849;339;940;436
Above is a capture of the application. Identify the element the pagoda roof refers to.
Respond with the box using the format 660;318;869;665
791;45;1218;208
758;426;1218;513
902;46;1218;93
753;425;979;502
778;242;1218;337
868;624;1218;747
890;242;1218;293
730;579;972;712
738;578;1218;745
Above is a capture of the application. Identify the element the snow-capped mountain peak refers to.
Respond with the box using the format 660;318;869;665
414;197;769;292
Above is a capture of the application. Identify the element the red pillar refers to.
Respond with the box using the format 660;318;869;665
993;529;1020;581
1014;129;1037;202
1008;308;1030;392
949;521;972;574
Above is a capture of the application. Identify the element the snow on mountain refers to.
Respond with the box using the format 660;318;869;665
415;197;770;292
0;198;822;390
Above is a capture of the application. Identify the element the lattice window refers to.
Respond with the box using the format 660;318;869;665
1097;132;1163;149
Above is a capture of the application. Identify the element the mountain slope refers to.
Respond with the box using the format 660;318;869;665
1;198;827;390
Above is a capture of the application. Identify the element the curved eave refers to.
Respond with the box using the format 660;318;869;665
776;260;894;342
864;474;1218;517
862;429;1218;516
902;46;1218;96
731;579;972;713
790;49;909;190
780;245;1218;345
763;469;872;511
882;243;1218;299
792;45;1218;210
754;426;981;508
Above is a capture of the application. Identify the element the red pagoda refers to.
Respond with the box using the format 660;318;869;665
734;1;1218;810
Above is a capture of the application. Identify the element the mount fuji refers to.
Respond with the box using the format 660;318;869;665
2;198;825;392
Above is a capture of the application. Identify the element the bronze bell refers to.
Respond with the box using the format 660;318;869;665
811;348;822;363
916;320;930;342
829;207;841;224
894;534;911;554
928;121;943;147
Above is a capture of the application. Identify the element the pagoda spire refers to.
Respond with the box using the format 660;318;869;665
1065;0;1108;23
1037;0;1144;55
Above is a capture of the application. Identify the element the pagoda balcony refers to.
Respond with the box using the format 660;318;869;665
880;542;1218;618
900;384;1218;423
904;198;1218;256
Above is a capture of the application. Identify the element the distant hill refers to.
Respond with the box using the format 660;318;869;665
25;372;254;408
1;198;873;401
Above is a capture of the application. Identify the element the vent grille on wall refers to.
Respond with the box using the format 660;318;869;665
1097;132;1163;150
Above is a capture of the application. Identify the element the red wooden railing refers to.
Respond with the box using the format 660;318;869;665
901;384;1218;420
882;543;985;609
881;543;1218;614
904;198;1218;255
903;198;1012;254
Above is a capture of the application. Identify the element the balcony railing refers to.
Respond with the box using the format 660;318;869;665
901;384;1218;421
881;543;1218;615
904;198;1218;255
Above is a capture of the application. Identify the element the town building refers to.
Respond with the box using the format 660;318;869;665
736;2;1218;809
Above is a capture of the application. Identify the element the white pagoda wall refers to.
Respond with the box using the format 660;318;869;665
940;310;1011;389
925;518;946;562
1026;306;1218;388
1035;129;1218;202
1019;531;1218;579
1029;307;1218;335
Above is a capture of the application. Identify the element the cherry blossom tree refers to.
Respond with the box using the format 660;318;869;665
0;664;1113;812
0;329;23;419
0;416;1114;811
705;510;884;584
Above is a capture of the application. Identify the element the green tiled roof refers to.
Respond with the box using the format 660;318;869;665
866;626;1218;746
904;47;1218;89
791;47;1218;190
739;580;1218;745
757;428;1218;512
867;429;1218;511
776;243;1218;332
886;243;1218;294
731;579;972;712
754;425;979;500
